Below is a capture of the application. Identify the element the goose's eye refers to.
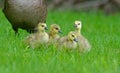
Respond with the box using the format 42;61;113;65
78;23;80;25
41;25;44;27
55;28;58;30
72;34;75;37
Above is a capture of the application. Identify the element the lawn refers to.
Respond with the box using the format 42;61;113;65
0;9;120;73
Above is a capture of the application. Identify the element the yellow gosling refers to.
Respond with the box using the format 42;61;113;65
49;24;62;44
25;23;49;48
74;20;91;52
58;31;78;50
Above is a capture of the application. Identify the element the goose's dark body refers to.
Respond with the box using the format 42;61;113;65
3;0;47;33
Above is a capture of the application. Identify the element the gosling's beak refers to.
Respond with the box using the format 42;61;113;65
58;30;62;33
45;27;48;30
73;38;78;42
74;24;77;28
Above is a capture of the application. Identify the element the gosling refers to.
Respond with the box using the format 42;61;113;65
49;24;62;44
74;20;91;52
58;31;78;50
25;23;49;48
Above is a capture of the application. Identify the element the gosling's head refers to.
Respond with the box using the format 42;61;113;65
37;23;48;31
50;24;62;34
68;31;78;42
74;20;82;30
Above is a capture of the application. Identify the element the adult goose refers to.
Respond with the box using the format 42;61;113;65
3;0;47;34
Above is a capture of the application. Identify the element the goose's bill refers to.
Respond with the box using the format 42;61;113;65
73;38;78;42
74;25;77;28
58;30;62;33
45;27;48;30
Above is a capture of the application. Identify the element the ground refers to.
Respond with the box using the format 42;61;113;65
0;9;120;73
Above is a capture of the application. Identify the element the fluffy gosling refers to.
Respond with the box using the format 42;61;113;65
49;24;62;44
58;31;78;50
25;23;49;48
74;20;91;52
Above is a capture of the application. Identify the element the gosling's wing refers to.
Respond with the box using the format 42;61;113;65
78;35;91;50
26;33;38;43
59;36;67;44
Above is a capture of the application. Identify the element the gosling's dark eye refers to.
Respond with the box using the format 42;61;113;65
78;23;80;25
55;28;58;30
41;25;44;27
72;35;75;37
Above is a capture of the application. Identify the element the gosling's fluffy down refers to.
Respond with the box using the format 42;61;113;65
49;24;62;44
25;23;49;48
74;20;91;52
58;31;78;50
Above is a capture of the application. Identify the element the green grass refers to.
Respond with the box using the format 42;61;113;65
0;9;120;73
